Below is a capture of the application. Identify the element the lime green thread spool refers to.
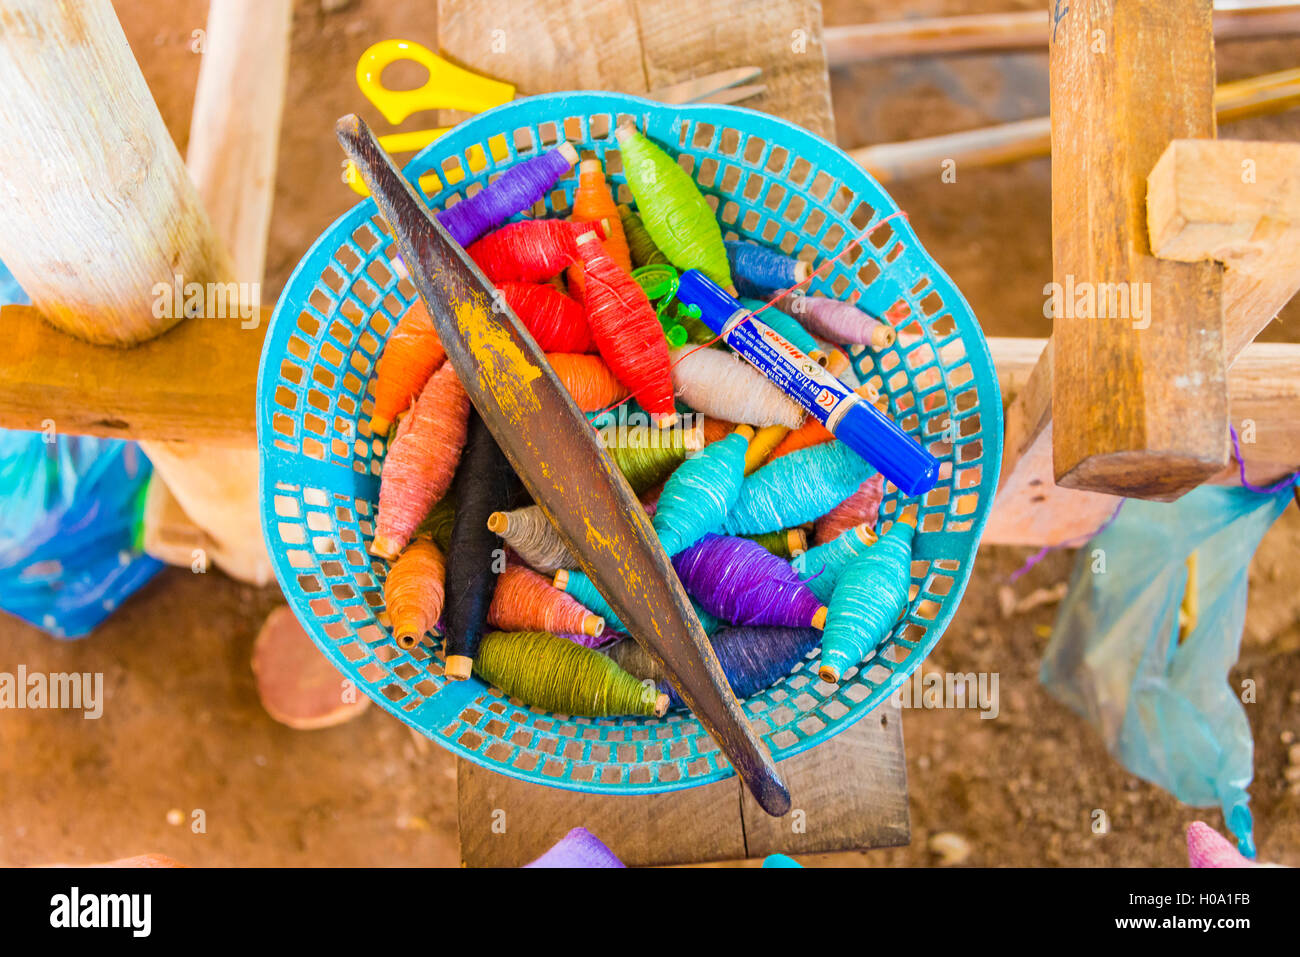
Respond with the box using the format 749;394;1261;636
743;527;810;560
599;424;702;493
616;123;734;291
818;514;916;684
474;630;667;717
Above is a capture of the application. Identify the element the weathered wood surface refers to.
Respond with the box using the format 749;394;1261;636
1048;0;1228;501
0;0;230;345
458;701;907;866
1148;138;1300;359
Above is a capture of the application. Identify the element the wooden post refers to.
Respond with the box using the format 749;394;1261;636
1048;0;1229;501
140;0;292;584
0;0;231;344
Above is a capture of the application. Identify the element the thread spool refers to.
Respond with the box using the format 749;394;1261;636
574;231;678;425
443;411;520;680
555;567;724;636
818;514;916;684
415;492;456;553
791;522;877;603
744;423;791;475
610;624;821;707
370;299;446;435
383;537;446;650
765;384;878;463
779;292;896;349
815;473;886;545
668;345;804;429
653;425;752;555
742;528;808;559
468;219;588;282
599;424;703;493
615;123;733;290
372;361;471;559
546;352;630;411
496;281;592;352
723;440;875;537
726;241;811;295
488;564;604;637
701;416;739;445
474;630;667;717
572;159;632;273
673;534;826;629
437;142;578;247
618;203;671;268
740;298;825;365
487;504;576;575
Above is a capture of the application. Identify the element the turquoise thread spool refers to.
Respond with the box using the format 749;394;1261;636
653;426;752;555
818;514;916;683
791;522;878;604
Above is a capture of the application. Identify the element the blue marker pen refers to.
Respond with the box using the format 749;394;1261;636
676;270;940;496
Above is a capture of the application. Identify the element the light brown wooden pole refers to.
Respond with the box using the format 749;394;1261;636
1048;0;1228;501
140;0;292;585
0;0;231;344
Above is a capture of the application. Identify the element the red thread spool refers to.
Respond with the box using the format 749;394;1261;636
468;220;586;282
574;230;677;426
497;281;593;352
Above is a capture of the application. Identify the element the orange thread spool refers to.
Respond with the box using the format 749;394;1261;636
384;538;446;650
372;362;471;560
370;299;446;435
572;159;631;272
767;417;834;462
487;565;604;637
546;352;630;411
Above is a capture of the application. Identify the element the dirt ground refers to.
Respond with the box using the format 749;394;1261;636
0;0;1296;867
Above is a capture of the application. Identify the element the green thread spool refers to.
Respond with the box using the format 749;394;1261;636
619;203;671;268
791;522;877;603
600;424;702;493
474;630;667;717
616;123;733;290
555;567;724;636
415;493;456;552
654;426;752;555
818;515;916;684
743;527;809;560
740;298;824;364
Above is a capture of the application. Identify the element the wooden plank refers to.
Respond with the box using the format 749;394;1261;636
0;303;266;445
1048;0;1228;501
1148;139;1300;359
0;0;231;345
457;762;746;867
739;702;908;858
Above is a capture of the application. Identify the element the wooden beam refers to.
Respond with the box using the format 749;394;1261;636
0;0;231;345
138;0;292;586
1048;0;1228;501
1148;139;1300;359
0;303;266;445
457;701;907;866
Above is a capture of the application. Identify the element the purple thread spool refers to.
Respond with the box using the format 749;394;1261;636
437;143;578;247
673;534;826;629
524;826;625;868
780;292;896;349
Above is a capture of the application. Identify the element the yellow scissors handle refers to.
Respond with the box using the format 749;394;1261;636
355;38;515;125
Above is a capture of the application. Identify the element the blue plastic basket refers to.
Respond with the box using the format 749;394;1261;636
258;92;1002;795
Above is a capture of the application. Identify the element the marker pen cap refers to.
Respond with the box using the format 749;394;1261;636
676;269;740;333
835;400;940;497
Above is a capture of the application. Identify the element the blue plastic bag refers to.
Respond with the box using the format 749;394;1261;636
1041;482;1296;856
0;260;163;639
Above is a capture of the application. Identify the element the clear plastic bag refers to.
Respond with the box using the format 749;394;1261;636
1041;482;1296;857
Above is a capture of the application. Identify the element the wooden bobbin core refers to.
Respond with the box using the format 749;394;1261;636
653;692;670;717
793;260;813;284
825;349;850;376
787;527;808;556
871;323;897;349
557;141;580;165
486;511;509;535
444;654;474;681
582;614;605;638
853;522;879;547
552;568;570;590
811;606;828;630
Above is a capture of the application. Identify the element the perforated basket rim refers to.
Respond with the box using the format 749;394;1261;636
258;91;1003;795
